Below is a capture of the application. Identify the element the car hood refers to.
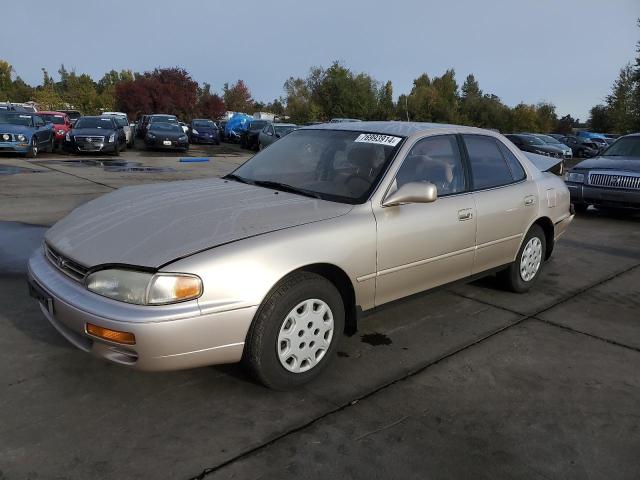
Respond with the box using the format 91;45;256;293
72;128;114;137
533;144;563;153
0;124;35;134
44;178;353;268
148;130;185;140
572;156;640;172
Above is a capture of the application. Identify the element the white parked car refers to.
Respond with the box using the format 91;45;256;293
102;112;135;148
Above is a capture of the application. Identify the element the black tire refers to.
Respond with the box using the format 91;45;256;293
243;271;345;390
112;142;120;156
497;224;546;293
25;138;38;158
46;136;54;153
573;203;589;214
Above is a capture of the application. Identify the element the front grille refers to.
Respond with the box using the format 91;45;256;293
589;172;640;190
1;133;13;141
75;135;105;143
45;243;89;282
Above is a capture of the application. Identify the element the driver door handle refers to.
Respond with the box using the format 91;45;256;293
458;208;473;221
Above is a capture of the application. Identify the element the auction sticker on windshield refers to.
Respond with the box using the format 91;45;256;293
355;133;402;147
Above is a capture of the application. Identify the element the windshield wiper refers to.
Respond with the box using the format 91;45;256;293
224;173;252;185
251;180;322;199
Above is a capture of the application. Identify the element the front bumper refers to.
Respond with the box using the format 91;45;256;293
63;140;118;153
27;249;256;371
568;183;640;209
144;138;189;149
0;141;30;153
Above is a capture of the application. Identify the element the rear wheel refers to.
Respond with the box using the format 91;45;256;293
243;272;344;390
497;224;546;293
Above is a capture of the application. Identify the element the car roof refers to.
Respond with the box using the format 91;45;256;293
302;121;488;137
37;111;67;115
274;123;297;127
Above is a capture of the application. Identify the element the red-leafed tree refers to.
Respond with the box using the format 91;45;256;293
223;79;254;113
115;67;198;120
197;93;226;120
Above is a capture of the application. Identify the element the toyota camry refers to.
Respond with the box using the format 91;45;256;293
28;122;573;389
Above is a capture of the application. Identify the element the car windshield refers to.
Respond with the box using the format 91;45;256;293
193;120;214;128
249;121;268;131
150;116;177;123
39;114;65;125
229;129;404;204
521;135;544;145
75;117;114;129
275;125;296;136
537;135;560;144
0;113;33;126
103;116;127;127
602;137;640;157
150;123;183;133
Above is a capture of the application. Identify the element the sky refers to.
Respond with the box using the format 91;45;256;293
2;0;638;121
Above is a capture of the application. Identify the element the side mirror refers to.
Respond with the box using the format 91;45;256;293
383;181;438;207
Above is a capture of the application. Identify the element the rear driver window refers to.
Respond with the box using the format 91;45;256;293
463;135;517;190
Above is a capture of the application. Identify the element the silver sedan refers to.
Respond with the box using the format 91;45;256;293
28;122;573;389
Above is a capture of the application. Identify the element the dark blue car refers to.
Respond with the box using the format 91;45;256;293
0;112;55;158
189;119;219;145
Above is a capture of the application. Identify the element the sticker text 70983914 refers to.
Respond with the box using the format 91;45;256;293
354;133;402;147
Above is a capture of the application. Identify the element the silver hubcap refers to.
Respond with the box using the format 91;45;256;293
520;236;543;282
277;299;334;373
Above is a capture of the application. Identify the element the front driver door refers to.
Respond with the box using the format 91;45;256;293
372;134;477;306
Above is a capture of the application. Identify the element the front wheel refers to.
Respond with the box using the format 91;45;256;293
573;203;589;214
497;224;546;293
243;272;344;390
112;142;120;156
25;138;38;158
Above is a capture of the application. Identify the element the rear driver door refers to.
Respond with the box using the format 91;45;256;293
461;135;538;274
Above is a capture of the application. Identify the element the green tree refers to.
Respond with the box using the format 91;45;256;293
510;103;539;132
606;64;636;133
588;105;612;132
376;81;395;120
535;102;557;133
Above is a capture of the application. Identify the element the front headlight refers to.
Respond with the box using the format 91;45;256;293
147;133;156;139
192;129;199;135
17;134;27;142
57;129;65;135
86;269;202;305
564;172;585;183
108;133;115;143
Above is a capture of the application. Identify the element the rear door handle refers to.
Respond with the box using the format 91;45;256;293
458;208;473;221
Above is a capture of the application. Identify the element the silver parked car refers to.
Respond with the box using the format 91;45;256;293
27;122;573;389
258;122;297;150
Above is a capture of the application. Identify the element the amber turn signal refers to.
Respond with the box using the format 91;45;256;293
86;323;136;345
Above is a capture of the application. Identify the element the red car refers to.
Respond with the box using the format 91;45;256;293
37;111;73;149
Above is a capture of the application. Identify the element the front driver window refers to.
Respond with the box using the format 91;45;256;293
394;135;466;196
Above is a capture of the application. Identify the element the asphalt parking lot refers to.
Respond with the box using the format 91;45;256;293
1;145;639;480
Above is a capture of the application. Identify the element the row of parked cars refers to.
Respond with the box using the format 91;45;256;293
505;132;617;160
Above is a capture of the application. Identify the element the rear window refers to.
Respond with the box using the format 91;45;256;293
463;135;518;190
